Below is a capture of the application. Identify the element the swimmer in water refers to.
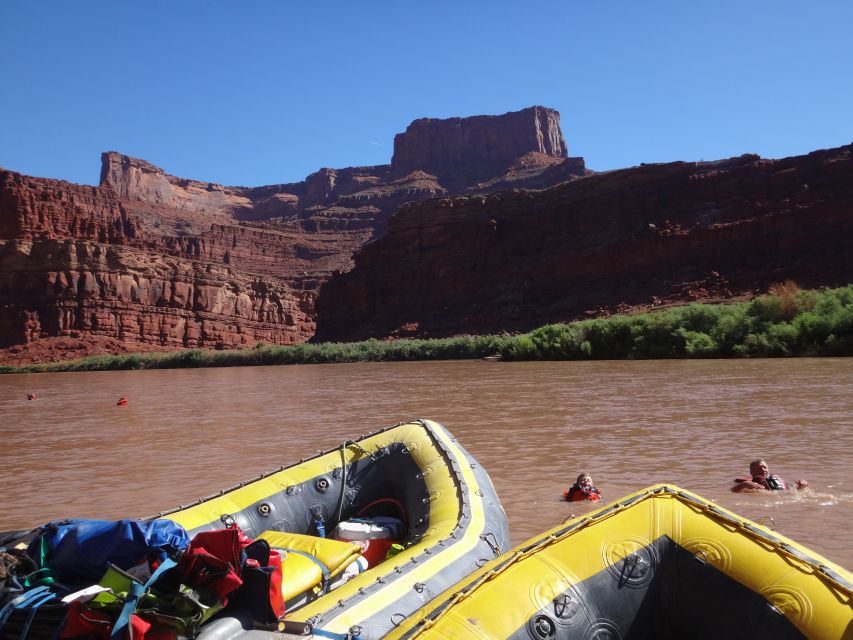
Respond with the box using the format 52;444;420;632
731;459;809;492
563;472;603;502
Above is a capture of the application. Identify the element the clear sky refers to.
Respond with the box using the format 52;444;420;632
2;1;852;187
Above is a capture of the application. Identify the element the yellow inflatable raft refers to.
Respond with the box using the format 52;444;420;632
159;419;510;640
388;484;852;640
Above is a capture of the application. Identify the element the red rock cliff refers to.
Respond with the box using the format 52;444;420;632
313;145;853;342
0;238;312;349
392;106;568;189
1;106;585;362
0;170;141;243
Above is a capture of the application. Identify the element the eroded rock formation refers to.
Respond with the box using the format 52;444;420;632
1;106;586;363
392;106;570;189
314;145;853;342
0;239;311;349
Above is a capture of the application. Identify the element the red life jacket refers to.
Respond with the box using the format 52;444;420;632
563;483;601;502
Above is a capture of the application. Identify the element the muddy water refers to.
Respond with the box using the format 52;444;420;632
1;359;851;568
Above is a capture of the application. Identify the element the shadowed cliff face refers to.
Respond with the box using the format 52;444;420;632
0;106;585;362
313;145;853;342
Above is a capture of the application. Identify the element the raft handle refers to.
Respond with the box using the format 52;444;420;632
553;593;575;619
390;613;407;627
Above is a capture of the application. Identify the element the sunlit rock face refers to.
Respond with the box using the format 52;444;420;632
0;106;587;362
391;106;572;189
313;145;853;342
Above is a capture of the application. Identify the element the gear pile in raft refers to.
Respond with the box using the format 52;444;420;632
0;420;510;640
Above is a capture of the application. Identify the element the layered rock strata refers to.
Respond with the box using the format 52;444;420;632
0;239;311;349
1;106;585;361
314;145;853;342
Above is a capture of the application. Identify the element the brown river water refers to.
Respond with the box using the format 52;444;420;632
1;359;851;569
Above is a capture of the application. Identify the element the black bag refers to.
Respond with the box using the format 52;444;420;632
228;540;284;625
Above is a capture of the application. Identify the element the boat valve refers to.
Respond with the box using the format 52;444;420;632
530;614;557;640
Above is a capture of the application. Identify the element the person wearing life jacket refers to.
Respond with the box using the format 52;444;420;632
731;459;809;492
563;472;602;502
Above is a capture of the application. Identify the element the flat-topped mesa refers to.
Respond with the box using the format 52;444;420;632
391;106;568;180
1;106;590;363
98;107;578;221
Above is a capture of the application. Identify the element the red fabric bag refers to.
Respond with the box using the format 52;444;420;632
61;601;112;640
174;526;244;602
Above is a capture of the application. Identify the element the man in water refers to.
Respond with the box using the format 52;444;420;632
564;472;602;502
731;459;809;492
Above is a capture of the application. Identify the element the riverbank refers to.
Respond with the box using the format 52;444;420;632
2;284;851;374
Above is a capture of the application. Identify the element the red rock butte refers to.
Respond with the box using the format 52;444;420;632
0;106;587;364
2;106;851;365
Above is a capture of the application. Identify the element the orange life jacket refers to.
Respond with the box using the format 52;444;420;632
563;483;601;502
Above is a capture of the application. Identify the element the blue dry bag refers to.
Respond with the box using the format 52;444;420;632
27;519;190;586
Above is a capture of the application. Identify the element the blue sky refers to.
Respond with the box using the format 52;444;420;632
2;1;852;186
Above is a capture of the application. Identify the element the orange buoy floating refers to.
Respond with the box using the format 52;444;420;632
116;397;128;406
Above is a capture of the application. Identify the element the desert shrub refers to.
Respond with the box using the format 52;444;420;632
709;305;750;354
629;310;682;358
768;280;802;320
793;311;834;352
526;324;588;359
580;316;634;358
677;329;718;356
503;335;536;360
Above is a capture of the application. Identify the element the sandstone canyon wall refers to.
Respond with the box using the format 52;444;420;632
1;107;583;362
314;145;853;342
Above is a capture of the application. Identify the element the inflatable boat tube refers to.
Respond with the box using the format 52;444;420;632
387;484;852;640
157;419;510;640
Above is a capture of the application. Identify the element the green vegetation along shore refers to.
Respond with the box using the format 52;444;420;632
3;284;851;374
